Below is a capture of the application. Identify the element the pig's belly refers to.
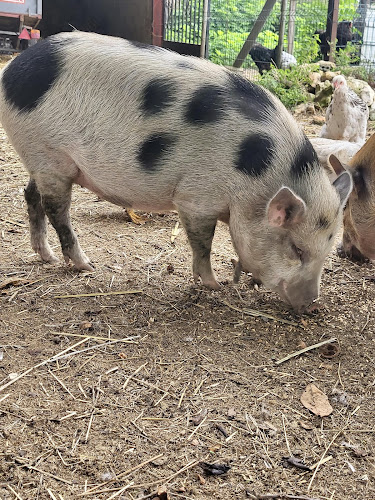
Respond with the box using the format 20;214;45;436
74;169;177;212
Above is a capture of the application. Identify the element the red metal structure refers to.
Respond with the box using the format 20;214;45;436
0;0;41;51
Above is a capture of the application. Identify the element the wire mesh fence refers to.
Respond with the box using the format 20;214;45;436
164;0;205;45
163;0;374;71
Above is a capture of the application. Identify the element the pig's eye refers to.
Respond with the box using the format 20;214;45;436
292;244;304;262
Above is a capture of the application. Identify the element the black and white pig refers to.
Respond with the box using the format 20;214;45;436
0;32;352;311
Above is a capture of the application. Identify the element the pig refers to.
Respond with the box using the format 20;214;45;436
333;133;375;262
0;31;353;311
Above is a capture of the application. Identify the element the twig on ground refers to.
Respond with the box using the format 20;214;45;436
0;338;88;393
15;459;72;485
282;414;292;456
7;484;23;500
53;289;142;299
107;482;134;499
275;338;337;365
79;453;164;495
257;495;323;500
48;369;76;399
187;415;207;440
221;300;300;326
122;362;148;390
307;421;349;491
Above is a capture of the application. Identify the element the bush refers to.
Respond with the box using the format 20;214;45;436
258;64;319;109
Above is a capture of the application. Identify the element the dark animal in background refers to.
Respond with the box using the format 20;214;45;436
249;43;297;74
316;21;353;61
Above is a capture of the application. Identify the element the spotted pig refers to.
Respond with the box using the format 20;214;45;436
0;32;353;311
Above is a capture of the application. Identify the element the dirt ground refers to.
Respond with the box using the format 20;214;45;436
1;68;375;500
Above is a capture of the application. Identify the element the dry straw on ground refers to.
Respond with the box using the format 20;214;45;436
1;90;375;498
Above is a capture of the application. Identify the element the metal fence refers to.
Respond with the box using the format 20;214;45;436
164;0;375;71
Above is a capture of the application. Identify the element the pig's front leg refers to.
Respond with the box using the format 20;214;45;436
178;211;219;289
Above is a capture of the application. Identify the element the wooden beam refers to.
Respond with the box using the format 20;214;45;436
275;0;287;68
152;0;164;46
287;0;297;54
200;0;209;58
328;0;340;61
233;0;278;68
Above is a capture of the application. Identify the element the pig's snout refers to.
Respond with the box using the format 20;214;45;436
277;279;319;313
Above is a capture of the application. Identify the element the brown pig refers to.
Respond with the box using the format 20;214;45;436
336;134;375;261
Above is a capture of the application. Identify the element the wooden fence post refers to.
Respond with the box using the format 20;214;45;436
287;0;297;54
275;0;288;67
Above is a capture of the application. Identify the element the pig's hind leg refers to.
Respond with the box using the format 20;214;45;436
33;174;94;272
24;178;59;264
178;211;220;290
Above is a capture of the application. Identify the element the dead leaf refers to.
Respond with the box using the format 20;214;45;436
199;462;230;476
215;423;229;438
79;321;93;331
209;444;221;452
300;383;333;417
227;407;236;419
0;277;28;290
197;473;206;485
299;420;314;430
342;441;368;458
281;455;311;471
153;485;170;500
191;409;207;426
258;421;278;436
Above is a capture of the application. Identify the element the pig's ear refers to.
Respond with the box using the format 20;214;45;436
328;154;346;175
333;171;353;207
267;187;306;228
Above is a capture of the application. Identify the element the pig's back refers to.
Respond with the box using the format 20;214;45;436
0;31;320;210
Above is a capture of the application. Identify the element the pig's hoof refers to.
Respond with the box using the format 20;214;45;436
43;254;59;264
34;244;58;264
193;273;220;290
304;302;326;314
76;261;95;272
205;280;220;290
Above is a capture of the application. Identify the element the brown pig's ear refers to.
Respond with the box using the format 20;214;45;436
267;187;306;229
328;154;346;175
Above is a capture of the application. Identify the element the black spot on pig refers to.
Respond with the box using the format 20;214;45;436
228;72;276;120
318;216;330;229
138;133;176;172
142;78;176;115
236;134;274;176
291;137;319;176
185;85;226;124
176;60;197;70
2;38;62;112
128;40;161;51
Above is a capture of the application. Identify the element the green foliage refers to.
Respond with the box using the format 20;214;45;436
210;30;250;66
334;41;360;66
207;0;361;67
258;65;319;109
